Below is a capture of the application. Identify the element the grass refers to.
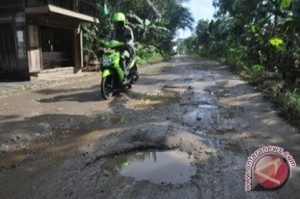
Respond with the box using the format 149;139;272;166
245;71;300;128
137;53;169;67
280;91;300;126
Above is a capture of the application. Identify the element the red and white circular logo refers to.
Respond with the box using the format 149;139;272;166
254;154;290;189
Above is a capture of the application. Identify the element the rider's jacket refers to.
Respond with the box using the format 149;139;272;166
111;25;134;48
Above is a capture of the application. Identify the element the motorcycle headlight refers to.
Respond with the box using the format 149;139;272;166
102;57;113;67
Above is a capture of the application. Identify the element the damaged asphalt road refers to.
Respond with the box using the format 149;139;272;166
0;56;299;199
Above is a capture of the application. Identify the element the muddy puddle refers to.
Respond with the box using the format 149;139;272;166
198;104;217;109
183;102;218;123
100;150;196;184
180;94;250;132
0;150;28;169
128;95;180;109
164;87;188;93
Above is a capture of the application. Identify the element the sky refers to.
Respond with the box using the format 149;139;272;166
177;0;215;38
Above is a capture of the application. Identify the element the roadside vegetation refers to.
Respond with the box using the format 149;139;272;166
80;0;300;126
81;0;193;68
179;0;300;127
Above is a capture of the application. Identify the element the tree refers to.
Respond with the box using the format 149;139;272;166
195;0;300;82
82;0;194;64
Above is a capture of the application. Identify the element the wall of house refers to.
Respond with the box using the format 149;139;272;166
40;26;74;69
74;25;83;71
0;1;30;81
0;0;95;80
27;24;42;73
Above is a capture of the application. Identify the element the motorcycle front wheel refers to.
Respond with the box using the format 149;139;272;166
101;76;114;100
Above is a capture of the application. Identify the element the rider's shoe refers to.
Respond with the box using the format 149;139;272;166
122;77;129;85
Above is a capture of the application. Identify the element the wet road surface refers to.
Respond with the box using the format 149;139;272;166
0;56;299;198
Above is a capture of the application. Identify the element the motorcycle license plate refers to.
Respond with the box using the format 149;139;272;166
102;58;112;67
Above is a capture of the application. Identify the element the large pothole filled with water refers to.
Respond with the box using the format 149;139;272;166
127;95;180;109
100;150;197;184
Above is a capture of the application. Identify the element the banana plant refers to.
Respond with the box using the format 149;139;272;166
126;13;170;42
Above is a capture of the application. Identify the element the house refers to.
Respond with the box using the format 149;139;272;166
0;0;99;81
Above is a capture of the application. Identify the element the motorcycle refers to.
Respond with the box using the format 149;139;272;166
100;40;139;100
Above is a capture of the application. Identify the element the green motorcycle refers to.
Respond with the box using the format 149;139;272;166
100;40;139;99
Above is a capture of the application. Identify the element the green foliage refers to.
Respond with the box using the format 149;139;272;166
127;13;171;44
179;36;198;55
135;42;163;65
279;0;293;11
281;90;300;125
269;37;285;51
185;0;300;82
82;24;103;65
252;64;265;74
178;0;300;126
82;0;193;65
225;46;248;68
283;91;300;111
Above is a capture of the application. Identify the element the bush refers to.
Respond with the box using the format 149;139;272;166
135;42;163;65
281;91;300;126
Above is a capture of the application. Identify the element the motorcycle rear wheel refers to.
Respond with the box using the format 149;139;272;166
101;76;114;100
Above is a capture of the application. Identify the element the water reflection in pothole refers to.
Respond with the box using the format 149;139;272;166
128;95;180;109
100;150;196;184
198;104;217;109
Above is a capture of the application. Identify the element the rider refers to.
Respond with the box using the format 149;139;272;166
110;12;134;83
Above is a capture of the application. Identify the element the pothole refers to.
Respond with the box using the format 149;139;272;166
198;104;217;109
183;102;218;123
100;150;196;184
163;86;189;93
192;65;210;70
219;140;243;153
0;150;28;169
128;95;180;109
